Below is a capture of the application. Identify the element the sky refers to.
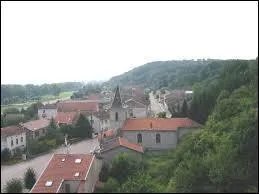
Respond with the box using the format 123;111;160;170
1;1;258;85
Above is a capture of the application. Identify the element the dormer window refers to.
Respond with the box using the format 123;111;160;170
75;159;81;163
45;181;53;187
74;172;80;177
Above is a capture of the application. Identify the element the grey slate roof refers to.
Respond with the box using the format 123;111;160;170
111;86;123;108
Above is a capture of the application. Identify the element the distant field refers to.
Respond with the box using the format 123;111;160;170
1;91;74;113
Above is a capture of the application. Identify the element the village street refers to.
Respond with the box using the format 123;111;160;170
1;138;99;192
149;93;171;118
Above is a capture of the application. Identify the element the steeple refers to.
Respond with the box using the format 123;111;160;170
111;86;122;108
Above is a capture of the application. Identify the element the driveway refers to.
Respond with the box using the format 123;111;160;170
1;138;99;192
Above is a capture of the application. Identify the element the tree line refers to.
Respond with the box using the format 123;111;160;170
1;82;83;105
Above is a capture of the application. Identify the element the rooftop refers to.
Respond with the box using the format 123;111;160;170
101;137;144;153
1;125;25;137
30;154;94;193
20;119;50;131
55;112;79;124
121;118;201;131
57;101;98;112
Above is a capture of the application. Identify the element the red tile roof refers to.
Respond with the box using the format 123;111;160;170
101;137;144;153
1;125;26;137
125;99;146;108
57;101;98;112
98;129;115;141
122;118;201;131
20;119;50;131
30;154;94;193
119;137;144;153
55;112;79;124
87;93;101;100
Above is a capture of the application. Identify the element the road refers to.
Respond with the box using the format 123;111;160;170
149;93;171;118
1;138;99;192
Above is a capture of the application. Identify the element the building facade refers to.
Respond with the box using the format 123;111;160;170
1;125;27;154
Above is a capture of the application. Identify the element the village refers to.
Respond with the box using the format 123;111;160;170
1;85;200;193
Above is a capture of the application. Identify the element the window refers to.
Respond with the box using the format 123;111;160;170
130;113;133;117
156;133;161;144
105;120;107;124
65;184;70;193
45;181;53;187
115;112;118;121
35;131;39;137
42;129;45;133
91;119;94;124
43;109;46;113
11;140;13;146
21;136;23;143
16;138;18;145
137;133;142;143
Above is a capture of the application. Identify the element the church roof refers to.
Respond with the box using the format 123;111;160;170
111;86;123;108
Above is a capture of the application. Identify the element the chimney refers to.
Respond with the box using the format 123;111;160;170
150;122;153;129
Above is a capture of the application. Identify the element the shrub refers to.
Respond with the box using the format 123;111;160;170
4;178;23;193
1;148;11;162
24;168;36;189
99;163;110;182
102;177;119;193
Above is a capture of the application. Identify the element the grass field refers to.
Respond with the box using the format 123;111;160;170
1;91;74;113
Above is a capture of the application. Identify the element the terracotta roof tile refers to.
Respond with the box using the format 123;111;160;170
1;125;25;137
57;101;98;112
21;119;50;131
31;154;94;193
122;118;201;131
55;112;79;124
98;129;115;141
101;137;144;153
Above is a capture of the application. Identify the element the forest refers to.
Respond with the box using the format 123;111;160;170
1;82;83;105
97;58;258;193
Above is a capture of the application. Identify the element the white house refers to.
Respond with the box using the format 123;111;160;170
121;118;202;151
38;103;57;119
1;125;27;154
124;98;147;118
20;119;50;140
30;153;102;193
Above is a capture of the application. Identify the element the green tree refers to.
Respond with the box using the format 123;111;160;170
118;172;159;193
181;99;188;117
4;178;23;193
101;177;120;193
99;163;110;182
110;153;137;185
24;168;36;190
75;114;92;138
157;112;166;118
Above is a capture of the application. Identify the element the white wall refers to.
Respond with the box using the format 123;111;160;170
38;109;57;119
132;108;147;118
5;132;26;151
84;156;103;193
1;136;7;151
87;115;101;133
122;131;178;150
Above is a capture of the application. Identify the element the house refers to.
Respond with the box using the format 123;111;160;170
55;112;79;126
100;137;144;163
38;103;57;119
20;119;50;140
1;125;26;154
30;153;102;193
97;129;116;142
57;101;99;112
124;98;148;118
120;118;201;151
81;110;110;133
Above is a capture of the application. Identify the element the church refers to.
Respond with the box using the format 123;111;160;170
100;86;201;152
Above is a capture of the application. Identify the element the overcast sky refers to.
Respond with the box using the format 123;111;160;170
1;1;258;85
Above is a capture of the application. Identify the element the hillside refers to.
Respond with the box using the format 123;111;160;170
104;59;221;90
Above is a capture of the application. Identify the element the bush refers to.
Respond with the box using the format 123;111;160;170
24;168;36;190
99;163;110;182
4;178;23;193
102;177;119;193
13;148;23;160
1;148;11;162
